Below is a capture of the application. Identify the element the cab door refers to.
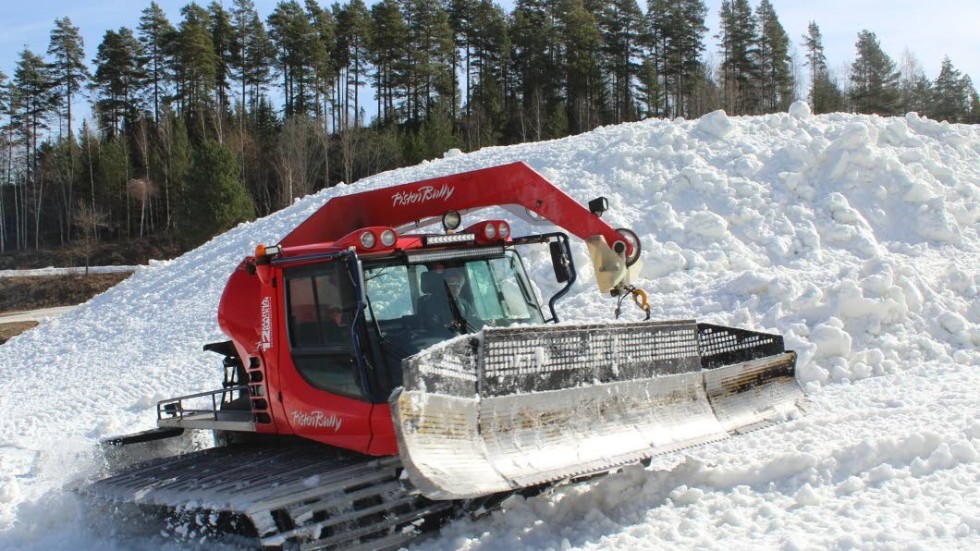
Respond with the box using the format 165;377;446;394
278;259;376;453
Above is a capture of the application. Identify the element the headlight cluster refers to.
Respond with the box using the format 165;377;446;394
358;228;398;250
479;221;510;242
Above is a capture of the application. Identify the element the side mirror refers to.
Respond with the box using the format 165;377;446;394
550;241;571;283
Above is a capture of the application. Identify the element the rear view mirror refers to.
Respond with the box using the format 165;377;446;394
550;241;571;283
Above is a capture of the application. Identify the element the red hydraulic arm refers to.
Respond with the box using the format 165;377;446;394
279;162;634;258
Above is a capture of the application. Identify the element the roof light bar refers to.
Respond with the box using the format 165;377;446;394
423;233;477;246
407;245;505;264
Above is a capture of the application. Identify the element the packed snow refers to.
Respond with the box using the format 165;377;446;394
0;104;977;550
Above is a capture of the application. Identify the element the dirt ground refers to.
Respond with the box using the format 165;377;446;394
0;321;39;344
0;273;131;343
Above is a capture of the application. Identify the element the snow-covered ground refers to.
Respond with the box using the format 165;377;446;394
0;104;977;550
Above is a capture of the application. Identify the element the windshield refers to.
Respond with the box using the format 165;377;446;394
363;250;544;362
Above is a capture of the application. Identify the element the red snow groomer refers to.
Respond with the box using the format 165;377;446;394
89;162;803;549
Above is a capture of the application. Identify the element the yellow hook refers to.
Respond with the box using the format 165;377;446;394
631;287;651;320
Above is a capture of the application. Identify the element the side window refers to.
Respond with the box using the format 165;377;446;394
285;262;363;398
488;253;543;323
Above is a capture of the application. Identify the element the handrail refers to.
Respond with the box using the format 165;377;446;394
157;384;250;421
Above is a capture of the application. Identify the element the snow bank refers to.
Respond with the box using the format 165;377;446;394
0;105;977;550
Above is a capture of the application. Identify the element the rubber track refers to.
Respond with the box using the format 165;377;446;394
84;444;455;550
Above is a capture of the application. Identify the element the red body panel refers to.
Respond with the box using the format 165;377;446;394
368;404;399;455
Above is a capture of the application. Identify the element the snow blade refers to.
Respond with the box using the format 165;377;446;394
391;321;802;500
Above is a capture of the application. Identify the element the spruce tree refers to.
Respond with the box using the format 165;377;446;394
929;56;968;122
965;80;980;124
180;138;253;245
802;21;842;114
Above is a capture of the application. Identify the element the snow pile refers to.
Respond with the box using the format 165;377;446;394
0;107;977;550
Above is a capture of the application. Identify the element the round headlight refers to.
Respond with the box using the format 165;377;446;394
484;222;497;240
442;210;462;231
359;231;376;249
380;229;397;247
498;222;510;239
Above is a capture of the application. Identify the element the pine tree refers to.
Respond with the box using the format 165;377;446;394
400;0;456;124
230;0;273;116
91;28;144;138
47;17;90;139
209;1;236;129
663;0;708;118
595;0;644;122
465;0;510;147
642;0;669;117
849;30;900;115
754;0;793;112
14;49;57;249
510;0;563;141
47;17;89;238
369;0;408;125
562;0;603;132
929;56;968;122
717;0;756;113
0;70;9;252
446;0;477;120
305;0;335;124
174;3;219;122
138;2;176;123
332;1;372;127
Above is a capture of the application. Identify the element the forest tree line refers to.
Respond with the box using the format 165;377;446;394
1;0;977;255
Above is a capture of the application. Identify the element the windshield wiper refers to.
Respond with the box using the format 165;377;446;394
442;282;476;334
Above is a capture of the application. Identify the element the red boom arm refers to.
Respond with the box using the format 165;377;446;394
279;162;632;257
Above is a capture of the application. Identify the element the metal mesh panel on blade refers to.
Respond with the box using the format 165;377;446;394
696;324;786;369
480;321;701;396
402;336;480;397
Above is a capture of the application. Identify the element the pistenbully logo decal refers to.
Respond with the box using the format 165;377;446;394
391;184;455;207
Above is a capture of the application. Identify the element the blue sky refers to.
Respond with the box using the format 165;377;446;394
1;0;977;118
